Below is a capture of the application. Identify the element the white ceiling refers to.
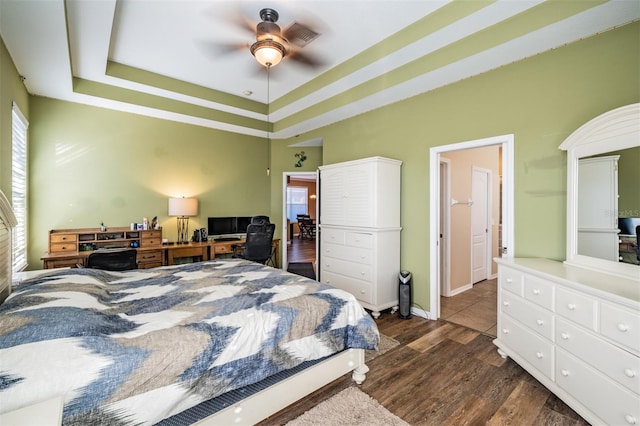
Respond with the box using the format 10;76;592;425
1;0;638;140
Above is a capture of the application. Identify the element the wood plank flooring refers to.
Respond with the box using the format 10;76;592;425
258;313;589;425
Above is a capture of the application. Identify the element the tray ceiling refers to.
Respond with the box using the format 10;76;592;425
1;0;638;139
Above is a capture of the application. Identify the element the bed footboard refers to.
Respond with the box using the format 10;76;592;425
195;348;368;426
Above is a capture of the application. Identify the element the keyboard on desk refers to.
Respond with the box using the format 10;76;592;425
214;237;241;242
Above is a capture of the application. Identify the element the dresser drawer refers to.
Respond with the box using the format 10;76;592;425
555;287;597;330
141;238;161;247
322;242;371;265
556;318;640;395
499;266;523;295
320;270;373;304
50;233;77;244
321;256;372;282
556;349;640;426
50;242;78;253
501;291;554;340
142;230;162;240
523;274;554;310
345;231;373;249
499;315;554;379
321;228;345;245
138;250;163;264
600;303;640;354
214;244;234;254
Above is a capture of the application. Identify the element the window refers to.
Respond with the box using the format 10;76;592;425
286;186;308;222
11;102;28;273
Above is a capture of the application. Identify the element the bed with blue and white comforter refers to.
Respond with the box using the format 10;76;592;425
0;259;379;424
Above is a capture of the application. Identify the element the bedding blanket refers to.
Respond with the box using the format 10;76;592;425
0;260;379;425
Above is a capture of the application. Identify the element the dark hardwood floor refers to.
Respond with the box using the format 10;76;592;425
259;313;588;425
286;237;316;263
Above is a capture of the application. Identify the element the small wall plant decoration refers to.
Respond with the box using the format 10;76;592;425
294;151;307;168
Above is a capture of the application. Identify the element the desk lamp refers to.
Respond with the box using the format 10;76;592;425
168;197;198;244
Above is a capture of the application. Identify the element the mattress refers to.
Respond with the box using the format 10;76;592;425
0;259;379;425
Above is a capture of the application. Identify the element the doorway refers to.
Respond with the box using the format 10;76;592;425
429;135;514;323
281;171;317;270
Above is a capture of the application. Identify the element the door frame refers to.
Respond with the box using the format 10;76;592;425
439;158;452;297
429;134;514;319
281;171;317;270
471;166;493;284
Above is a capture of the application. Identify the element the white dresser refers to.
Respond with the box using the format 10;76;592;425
495;257;640;425
318;157;402;318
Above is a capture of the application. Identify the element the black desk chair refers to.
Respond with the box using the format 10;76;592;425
86;249;138;271
250;215;270;225
232;223;276;265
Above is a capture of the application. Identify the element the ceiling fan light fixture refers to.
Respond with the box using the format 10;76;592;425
251;39;285;68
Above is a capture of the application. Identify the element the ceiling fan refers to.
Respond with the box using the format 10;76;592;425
221;7;324;69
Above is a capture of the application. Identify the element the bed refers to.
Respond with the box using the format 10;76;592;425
0;198;379;425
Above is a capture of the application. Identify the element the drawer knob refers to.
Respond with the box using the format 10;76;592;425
360;271;365;275
567;303;576;311
561;332;570;340
502;328;510;335
618;323;629;332
502;301;510;306
625;369;636;378
561;369;570;377
360;290;365;294
532;289;540;295
536;319;544;326
535;352;544;359
506;278;513;283
626;415;637;425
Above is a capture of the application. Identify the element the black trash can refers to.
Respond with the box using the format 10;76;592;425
398;270;412;319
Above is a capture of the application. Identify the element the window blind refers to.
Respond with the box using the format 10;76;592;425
11;102;28;273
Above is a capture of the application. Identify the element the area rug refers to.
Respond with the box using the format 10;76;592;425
365;333;400;363
285;387;409;426
287;262;316;280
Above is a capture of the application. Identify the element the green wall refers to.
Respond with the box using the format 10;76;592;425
272;21;640;312
615;147;640;217
28;98;270;268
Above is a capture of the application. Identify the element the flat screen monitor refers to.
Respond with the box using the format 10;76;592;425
619;217;640;236
208;217;236;236
236;216;252;233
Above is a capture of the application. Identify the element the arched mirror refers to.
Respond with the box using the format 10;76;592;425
560;103;640;281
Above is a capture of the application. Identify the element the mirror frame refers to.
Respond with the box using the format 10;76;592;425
559;103;640;281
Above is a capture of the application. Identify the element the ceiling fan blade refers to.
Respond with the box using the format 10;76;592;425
287;49;325;69
196;40;248;61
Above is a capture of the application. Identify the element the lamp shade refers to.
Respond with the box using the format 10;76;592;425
250;39;285;67
168;197;198;217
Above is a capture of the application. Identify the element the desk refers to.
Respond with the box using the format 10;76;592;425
165;242;209;265
41;239;280;269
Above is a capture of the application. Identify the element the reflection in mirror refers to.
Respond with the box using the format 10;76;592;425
577;146;640;265
560;103;640;281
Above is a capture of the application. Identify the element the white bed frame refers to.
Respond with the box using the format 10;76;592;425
1;196;370;425
197;349;368;425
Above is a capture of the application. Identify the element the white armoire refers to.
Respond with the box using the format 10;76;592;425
318;156;402;318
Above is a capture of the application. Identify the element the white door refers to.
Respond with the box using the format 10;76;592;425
471;167;491;284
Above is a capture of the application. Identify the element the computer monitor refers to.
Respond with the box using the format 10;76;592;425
236;216;252;233
208;217;236;236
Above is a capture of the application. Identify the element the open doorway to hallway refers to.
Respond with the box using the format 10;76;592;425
429;135;514;335
282;172;317;273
